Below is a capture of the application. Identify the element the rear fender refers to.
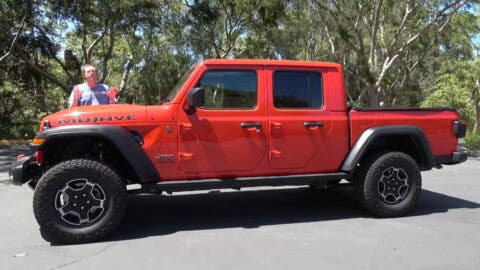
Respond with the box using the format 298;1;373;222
341;126;434;172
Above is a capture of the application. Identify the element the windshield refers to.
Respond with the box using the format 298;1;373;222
164;67;195;103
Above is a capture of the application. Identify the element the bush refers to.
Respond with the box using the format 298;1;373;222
0;122;38;140
463;131;480;151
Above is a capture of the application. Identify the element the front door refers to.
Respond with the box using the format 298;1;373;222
178;67;267;174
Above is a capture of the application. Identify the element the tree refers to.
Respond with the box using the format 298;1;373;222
182;0;252;59
422;59;480;129
312;0;471;107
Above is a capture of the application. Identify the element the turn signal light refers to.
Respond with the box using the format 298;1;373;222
31;138;46;146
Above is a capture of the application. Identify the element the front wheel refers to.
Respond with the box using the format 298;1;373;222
33;159;127;244
354;152;422;217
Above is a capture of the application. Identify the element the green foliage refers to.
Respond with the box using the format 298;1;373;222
0;122;38;140
464;131;480;151
422;59;480;125
421;74;474;121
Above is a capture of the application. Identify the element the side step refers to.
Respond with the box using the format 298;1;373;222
135;173;351;194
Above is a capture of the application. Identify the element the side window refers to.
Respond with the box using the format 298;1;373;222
273;71;323;109
196;70;257;109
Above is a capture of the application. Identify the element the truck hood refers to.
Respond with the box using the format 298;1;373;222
40;104;148;130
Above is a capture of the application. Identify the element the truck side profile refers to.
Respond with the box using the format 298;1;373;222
10;59;467;243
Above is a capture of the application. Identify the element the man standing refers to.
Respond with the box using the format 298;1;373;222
67;64;119;107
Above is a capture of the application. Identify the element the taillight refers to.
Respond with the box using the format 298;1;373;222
453;120;467;138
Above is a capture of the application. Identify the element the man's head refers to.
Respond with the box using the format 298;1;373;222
81;63;97;85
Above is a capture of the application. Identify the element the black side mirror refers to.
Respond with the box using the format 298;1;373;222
185;87;205;114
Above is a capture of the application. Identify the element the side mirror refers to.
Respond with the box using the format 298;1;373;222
185;87;205;114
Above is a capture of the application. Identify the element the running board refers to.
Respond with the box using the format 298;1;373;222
137;173;351;194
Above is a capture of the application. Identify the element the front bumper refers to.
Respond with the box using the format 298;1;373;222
8;156;36;186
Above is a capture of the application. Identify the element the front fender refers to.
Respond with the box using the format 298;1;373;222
32;125;159;184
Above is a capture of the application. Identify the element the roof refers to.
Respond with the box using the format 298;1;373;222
200;59;341;69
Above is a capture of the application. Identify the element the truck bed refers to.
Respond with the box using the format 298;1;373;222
348;108;460;158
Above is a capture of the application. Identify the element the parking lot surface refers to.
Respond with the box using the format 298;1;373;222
1;145;479;270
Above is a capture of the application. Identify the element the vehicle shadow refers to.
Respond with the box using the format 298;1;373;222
108;186;480;242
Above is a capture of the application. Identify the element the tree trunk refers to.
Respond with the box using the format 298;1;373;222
119;58;133;92
475;79;480;132
474;99;480;132
368;83;379;107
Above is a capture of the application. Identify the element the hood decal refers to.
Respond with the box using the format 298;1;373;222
58;115;137;125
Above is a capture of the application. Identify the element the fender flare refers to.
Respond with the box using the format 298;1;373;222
32;125;159;183
341;125;434;172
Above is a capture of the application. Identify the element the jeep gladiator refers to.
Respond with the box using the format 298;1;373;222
10;59;468;243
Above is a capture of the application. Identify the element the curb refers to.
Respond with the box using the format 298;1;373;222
0;140;31;146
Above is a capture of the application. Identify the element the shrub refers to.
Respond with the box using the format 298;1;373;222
0;122;38;140
463;131;480;151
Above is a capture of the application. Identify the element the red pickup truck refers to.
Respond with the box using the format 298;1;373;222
10;59;467;243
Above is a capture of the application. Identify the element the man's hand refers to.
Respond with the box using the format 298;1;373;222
109;86;119;95
108;86;120;103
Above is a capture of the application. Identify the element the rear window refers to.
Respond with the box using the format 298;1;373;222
273;71;323;109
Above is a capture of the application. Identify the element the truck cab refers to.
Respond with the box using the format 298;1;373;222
158;59;349;180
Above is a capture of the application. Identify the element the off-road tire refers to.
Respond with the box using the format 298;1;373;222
33;159;127;244
354;151;421;217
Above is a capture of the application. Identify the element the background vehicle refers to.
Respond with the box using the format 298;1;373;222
10;59;467;243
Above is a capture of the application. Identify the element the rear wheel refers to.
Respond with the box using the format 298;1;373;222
354;151;421;217
33;159;126;244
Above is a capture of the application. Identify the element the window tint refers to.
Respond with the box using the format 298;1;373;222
273;71;323;109
196;70;257;109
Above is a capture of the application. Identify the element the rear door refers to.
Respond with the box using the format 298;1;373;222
177;66;267;174
267;67;332;170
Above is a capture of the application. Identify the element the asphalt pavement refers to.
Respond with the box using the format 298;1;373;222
0;145;479;270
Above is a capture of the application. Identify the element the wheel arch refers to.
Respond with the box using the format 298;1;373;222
33;125;159;184
342;125;434;173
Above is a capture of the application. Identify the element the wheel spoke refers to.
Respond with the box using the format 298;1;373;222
378;167;410;205
55;178;106;226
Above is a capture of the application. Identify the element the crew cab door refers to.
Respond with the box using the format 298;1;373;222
267;67;334;170
177;66;266;174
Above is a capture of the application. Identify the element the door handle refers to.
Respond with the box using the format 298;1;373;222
241;122;262;129
270;122;282;128
304;122;324;128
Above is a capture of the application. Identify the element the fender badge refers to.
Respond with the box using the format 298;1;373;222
155;154;175;163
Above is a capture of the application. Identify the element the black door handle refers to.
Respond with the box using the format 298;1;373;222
241;122;262;129
304;122;324;128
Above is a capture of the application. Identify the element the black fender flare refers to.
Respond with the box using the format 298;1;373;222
32;125;159;183
341;125;434;172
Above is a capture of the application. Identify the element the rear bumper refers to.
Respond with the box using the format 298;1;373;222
8;156;36;186
435;148;469;165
